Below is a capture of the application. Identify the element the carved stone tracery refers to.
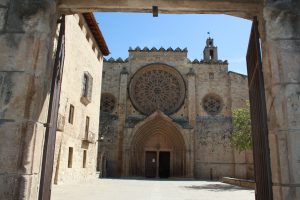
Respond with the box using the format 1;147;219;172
129;64;186;115
101;93;116;113
202;94;223;115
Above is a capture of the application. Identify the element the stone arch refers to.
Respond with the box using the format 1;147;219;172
129;111;186;177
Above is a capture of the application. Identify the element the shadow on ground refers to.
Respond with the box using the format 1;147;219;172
183;183;253;192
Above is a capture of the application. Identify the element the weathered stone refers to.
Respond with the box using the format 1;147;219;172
0;7;7;31
99;38;252;179
262;1;300;199
0;0;299;199
52;14;106;185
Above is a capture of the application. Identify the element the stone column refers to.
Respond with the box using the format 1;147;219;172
0;1;58;199
187;68;196;127
187;68;196;177
117;67;128;176
262;2;300;200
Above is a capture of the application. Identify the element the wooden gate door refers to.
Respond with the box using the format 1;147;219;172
145;151;157;178
246;17;273;200
39;15;66;200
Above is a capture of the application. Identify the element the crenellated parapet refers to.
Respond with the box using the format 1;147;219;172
128;46;188;52
188;58;228;65
104;57;129;63
104;45;228;65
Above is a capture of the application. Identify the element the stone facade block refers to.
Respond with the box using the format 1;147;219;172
99;40;253;180
0;71;50;122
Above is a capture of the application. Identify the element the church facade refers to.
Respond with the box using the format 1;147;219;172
98;38;253;180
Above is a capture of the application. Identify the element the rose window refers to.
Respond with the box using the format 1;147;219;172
101;93;116;113
203;94;223;115
129;64;186;115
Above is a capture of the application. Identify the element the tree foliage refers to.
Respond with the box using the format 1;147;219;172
231;103;252;152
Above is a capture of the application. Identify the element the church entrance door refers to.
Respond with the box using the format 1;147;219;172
145;151;171;178
159;152;170;178
145;151;157;178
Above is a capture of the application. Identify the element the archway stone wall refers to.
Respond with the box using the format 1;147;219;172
1;1;300;200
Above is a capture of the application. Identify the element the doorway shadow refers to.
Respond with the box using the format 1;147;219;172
183;183;253;192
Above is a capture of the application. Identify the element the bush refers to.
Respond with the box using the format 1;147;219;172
231;103;252;152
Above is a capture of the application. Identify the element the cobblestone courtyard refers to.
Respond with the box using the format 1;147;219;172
51;179;255;200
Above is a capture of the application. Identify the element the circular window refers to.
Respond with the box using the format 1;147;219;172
129;63;186;115
101;93;116;113
202;94;223;115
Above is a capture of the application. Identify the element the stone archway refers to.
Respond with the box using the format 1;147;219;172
129;111;186;178
1;1;299;200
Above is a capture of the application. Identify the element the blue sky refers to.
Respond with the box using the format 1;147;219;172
95;13;251;75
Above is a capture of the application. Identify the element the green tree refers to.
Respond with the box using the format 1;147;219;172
231;103;252;152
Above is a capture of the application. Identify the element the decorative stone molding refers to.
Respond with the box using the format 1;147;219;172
125;115;146;128
170;116;193;129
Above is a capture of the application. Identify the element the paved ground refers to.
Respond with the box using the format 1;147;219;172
51;178;255;200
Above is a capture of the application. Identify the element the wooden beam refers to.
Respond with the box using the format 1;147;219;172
58;0;261;19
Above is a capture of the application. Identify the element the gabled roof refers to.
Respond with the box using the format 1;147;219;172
82;13;110;56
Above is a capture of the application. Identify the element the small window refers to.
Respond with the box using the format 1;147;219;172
68;105;74;124
209;50;214;59
83;150;87;168
68;147;73;168
85;116;90;138
209;73;214;80
81;72;93;105
83;74;89;97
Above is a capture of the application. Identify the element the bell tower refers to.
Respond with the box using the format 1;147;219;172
203;37;218;62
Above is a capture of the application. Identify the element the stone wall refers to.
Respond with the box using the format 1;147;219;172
0;1;57;199
195;116;233;179
99;46;252;180
52;14;103;184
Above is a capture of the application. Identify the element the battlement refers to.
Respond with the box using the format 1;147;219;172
104;46;228;64
104;57;128;63
188;58;228;65
128;46;188;53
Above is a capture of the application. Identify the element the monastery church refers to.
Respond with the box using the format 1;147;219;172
50;13;252;185
98;37;253;179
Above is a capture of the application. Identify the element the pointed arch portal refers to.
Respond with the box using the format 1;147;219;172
129;112;186;178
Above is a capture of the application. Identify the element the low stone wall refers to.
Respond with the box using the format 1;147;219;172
222;177;255;189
